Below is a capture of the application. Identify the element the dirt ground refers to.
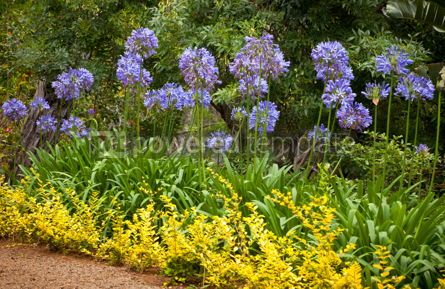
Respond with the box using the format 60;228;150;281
0;241;170;289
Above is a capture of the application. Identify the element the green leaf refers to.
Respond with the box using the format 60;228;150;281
385;0;445;32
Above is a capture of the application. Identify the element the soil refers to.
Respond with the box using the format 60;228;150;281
0;240;173;289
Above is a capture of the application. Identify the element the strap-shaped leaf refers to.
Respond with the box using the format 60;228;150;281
385;0;445;32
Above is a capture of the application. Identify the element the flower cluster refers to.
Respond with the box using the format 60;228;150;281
30;97;50;110
125;28;158;59
231;107;248;121
308;124;330;142
144;83;194;110
238;75;268;97
36;115;57;133
229;34;290;79
361;82;390;105
311;41;375;133
206;131;233;153
61;116;88;138
193;89;213;107
311;41;353;82
229;34;289;98
117;28;157;88
116;53;153;87
336;102;372;131
395;73;435;101
226;34;287;135
179;47;220;92
1;98;27;121
375;46;413;76
415;143;430;154
249;101;280;133
311;41;359;126
322;78;356;108
52;68;94;101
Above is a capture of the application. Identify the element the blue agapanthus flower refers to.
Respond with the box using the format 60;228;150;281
206;131;233;152
395;73;435;101
175;89;195;109
336;101;372;132
415;143;430;154
308;124;330;142
1;98;27;121
238;75;269;98
231;107;248;121
52;68;94;101
179;47;220;91
30;97;50;110
144;83;194;110
311;41;354;82
116;52;153;87
361;82;390;104
229;34;290;80
322;78;356;108
191;89;212;107
61;116;89;138
249;100;280;133
375;46;413;76
125;28;158;59
36;114;57;132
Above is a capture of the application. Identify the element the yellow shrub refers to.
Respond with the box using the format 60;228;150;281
0;178;99;254
370;245;410;289
1;172;438;288
0;177;30;238
29;194;99;253
97;204;161;271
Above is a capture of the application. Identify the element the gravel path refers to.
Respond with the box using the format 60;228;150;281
0;241;167;289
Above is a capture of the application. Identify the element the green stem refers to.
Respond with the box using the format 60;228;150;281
323;107;333;162
382;76;395;184
306;101;324;175
136;87;141;149
123;87;129;144
330;104;338;133
200;104;206;182
161;112;167;138
327;106;333;133
372;105;378;182
233;118;245;154
246;115;250;163
253;64;264;164
253;97;260;164
399;101;412;191
386;77;394;142
253;112;258;163
167;111;175;141
405;101;412;144
430;90;442;192
414;97;421;146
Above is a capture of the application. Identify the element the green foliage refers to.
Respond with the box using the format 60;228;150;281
333;133;435;186
211;156;310;235
385;0;445;32
332;177;445;288
0;0;155;125
348;30;430;76
20;133;205;220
